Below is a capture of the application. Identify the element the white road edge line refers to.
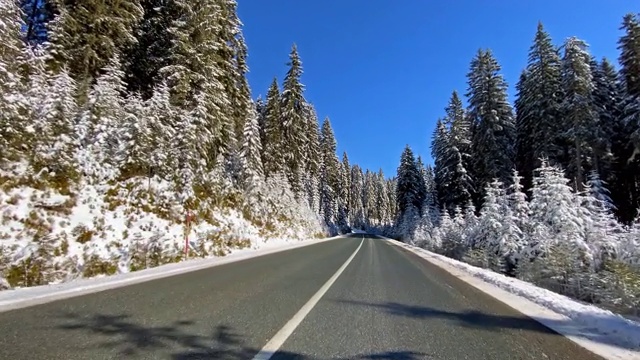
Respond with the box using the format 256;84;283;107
252;237;365;360
382;238;639;360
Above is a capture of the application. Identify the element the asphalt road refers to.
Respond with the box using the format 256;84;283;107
0;235;605;360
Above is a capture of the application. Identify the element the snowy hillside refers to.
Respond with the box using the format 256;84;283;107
0;159;328;290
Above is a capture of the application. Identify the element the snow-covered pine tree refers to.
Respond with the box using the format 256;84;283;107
431;119;449;210
422;164;439;224
349;165;365;228
303;102;321;212
619;14;640;98
160;0;232;171
116;93;147;178
561;37;597;191
123;0;180;99
142;82;177;179
466;49;516;206
49;0;144;91
319;117;340;226
580;171;622;269
32;68;79;182
507;170;530;246
396;145;425;220
528;160;588;263
476;179;505;253
363;170;377;224
0;0;25;157
375;169;390;226
261;78;284;178
589;57;617;183
76;56;129;182
515;23;564;193
240;103;264;187
435;91;474;212
280;44;308;196
414;156;428;213
218;0;252;148
340;152;351;221
617;13;640;222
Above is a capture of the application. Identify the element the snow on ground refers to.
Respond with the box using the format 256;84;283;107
386;239;640;360
0;234;344;313
1;161;328;292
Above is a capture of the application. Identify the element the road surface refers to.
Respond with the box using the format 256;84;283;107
0;235;604;359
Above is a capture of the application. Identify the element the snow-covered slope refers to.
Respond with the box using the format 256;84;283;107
0;160;326;290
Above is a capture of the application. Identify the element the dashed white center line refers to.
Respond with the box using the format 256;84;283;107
252;238;364;360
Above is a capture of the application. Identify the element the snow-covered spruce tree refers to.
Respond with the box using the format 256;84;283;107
431;119;448;209
375;169;390;227
261;78;284;178
0;0;26;158
76;56;129;182
319;117;340;228
466;49;516;206
435;207;465;260
580;171;623;269
515;22;564;192
138;82;177;179
422;164;439;222
117;93;152;179
349;165;365;228
340;152;351;222
240;103;264;189
433;91;474;212
591;58;634;210
363;170;377;225
507;170;531;248
219;0;253;149
469;179;521;273
303;103;321;213
32;68;79;186
526;160;593;291
561;37;597;191
413;157;428;216
589;57;617;183
617;13;640;222
160;0;232;172
123;0;180;99
280;44;308;196
49;0;143;92
395;145;426;239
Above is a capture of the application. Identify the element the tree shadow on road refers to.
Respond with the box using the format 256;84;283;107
54;311;431;359
333;299;640;352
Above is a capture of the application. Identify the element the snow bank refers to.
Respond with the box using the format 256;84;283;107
386;239;640;360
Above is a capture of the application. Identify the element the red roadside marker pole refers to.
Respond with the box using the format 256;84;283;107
184;210;192;258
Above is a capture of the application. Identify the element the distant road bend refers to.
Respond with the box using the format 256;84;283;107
0;234;605;360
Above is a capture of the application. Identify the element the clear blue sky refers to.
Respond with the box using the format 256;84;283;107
237;0;635;178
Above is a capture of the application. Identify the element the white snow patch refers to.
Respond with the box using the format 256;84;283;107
385;238;640;360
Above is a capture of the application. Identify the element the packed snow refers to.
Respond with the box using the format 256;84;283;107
387;239;640;360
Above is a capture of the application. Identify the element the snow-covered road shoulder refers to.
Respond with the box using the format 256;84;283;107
0;235;345;313
385;238;640;360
